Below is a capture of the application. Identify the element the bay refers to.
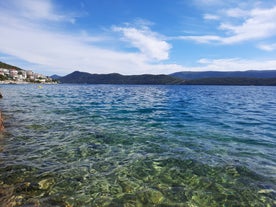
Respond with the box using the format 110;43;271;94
0;84;275;206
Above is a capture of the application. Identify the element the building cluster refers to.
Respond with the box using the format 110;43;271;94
0;68;53;83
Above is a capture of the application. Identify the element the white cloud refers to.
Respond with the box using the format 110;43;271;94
193;0;223;6
0;18;146;75
193;58;276;71
1;0;74;23
220;6;276;44
19;0;61;21
181;5;276;45
179;35;222;44
1;0;275;76
204;14;220;20
0;1;175;75
113;26;171;61
257;43;276;51
225;8;249;18
149;58;276;72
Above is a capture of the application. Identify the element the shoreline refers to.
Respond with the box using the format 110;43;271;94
0;80;58;84
0;91;3;132
0;111;3;132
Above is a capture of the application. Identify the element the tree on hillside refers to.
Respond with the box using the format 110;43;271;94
0;61;22;71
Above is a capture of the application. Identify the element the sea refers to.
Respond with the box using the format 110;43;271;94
0;84;275;207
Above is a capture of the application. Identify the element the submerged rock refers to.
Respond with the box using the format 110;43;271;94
0;111;4;132
137;189;164;205
0;91;4;132
38;178;55;190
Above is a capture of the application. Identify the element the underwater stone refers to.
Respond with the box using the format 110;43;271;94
0;183;16;206
93;196;113;207
137;189;164;204
38;178;55;190
258;189;275;195
0;111;4;132
118;179;140;193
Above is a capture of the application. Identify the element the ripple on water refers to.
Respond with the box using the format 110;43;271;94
0;84;275;206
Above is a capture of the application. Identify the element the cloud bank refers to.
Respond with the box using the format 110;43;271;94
181;5;276;45
0;0;275;75
113;26;171;61
0;0;176;75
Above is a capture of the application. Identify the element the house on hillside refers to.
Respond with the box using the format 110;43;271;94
0;68;9;75
9;69;18;80
26;70;35;80
17;71;27;81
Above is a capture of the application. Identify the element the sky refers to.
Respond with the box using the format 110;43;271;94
0;0;276;75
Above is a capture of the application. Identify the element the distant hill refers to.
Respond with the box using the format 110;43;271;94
59;71;184;85
184;77;276;86
0;61;23;71
170;70;276;80
2;60;275;86
50;74;62;80
59;71;276;86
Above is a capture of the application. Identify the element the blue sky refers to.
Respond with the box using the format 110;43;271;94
0;0;276;75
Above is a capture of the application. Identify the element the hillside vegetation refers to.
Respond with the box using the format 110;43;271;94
59;71;185;85
0;61;23;71
184;77;276;86
171;70;276;79
1;61;276;85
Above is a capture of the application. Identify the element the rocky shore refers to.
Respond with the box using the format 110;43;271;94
0;80;30;84
0;92;3;132
0;111;4;132
0;80;57;84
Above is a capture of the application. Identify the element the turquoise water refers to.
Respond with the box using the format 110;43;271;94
0;84;275;206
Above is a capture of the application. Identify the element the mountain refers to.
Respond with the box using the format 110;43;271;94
59;71;276;85
184;77;276;86
0;61;23;71
50;74;62;80
170;70;276;80
2;60;274;85
59;71;184;85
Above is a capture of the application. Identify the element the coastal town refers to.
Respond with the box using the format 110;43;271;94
0;67;55;84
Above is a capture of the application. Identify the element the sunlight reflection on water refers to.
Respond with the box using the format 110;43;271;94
0;84;275;206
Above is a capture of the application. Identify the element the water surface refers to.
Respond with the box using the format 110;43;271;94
0;84;275;206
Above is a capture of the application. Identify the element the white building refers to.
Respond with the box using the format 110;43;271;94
0;68;9;75
21;71;27;79
9;69;18;79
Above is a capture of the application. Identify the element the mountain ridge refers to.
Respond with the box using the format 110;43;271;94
184;77;276;86
1;61;275;85
170;70;276;80
59;70;276;85
59;71;185;85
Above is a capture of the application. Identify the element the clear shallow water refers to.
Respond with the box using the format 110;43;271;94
0;84;275;206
